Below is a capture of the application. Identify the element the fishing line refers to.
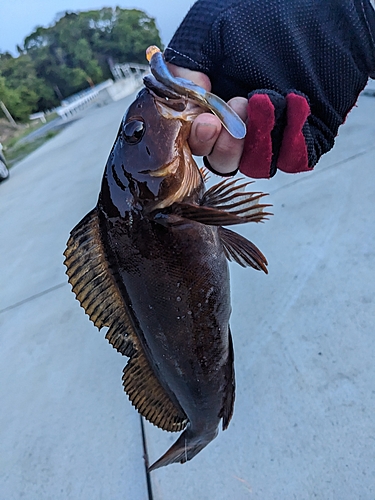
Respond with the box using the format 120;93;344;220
140;415;154;500
0;282;67;314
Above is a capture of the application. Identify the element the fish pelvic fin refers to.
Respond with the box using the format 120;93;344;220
148;425;218;472
171;177;272;226
219;227;268;273
63;208;188;432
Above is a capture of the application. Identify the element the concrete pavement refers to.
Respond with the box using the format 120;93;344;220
0;92;149;499
147;90;375;499
1;86;374;499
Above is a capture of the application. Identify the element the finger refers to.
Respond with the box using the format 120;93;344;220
166;63;211;91
206;97;248;175
165;63;221;156
189;113;222;156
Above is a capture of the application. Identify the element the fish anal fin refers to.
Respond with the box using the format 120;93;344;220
123;350;188;432
219;226;268;273
220;328;235;431
105;321;136;358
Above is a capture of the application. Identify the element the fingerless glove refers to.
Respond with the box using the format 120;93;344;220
166;0;375;177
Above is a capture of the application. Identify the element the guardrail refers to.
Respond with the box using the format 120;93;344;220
111;63;149;80
55;81;113;121
54;63;150;121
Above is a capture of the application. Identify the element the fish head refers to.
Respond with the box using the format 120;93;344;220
100;85;204;216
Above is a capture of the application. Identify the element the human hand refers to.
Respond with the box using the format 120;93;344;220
167;63;247;176
168;64;314;179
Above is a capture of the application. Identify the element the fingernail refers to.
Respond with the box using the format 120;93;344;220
196;123;217;142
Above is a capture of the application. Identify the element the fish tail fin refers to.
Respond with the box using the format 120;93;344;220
148;426;218;472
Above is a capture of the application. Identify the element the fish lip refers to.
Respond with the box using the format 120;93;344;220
144;77;203;121
152;94;203;122
139;157;180;178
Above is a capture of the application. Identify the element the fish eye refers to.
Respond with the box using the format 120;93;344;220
123;120;145;144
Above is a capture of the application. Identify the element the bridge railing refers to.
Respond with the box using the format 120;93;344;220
55;63;149;121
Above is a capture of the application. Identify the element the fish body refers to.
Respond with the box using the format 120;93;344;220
64;58;270;470
100;180;234;468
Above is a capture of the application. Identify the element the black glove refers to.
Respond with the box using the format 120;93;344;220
165;0;375;177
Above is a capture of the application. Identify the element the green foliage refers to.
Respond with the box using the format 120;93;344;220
0;52;56;118
0;8;162;122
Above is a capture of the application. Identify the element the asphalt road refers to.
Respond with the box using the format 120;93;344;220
1;87;374;499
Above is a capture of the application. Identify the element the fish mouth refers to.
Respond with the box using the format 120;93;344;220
145;46;246;139
144;74;205;122
154;98;202;122
142;157;180;178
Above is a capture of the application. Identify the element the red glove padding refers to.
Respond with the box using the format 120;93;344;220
239;90;312;178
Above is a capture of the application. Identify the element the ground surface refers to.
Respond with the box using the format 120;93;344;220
1;86;374;500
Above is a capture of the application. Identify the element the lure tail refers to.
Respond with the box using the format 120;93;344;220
148;425;218;472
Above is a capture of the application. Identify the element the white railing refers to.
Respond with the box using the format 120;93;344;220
54;63;149;120
55;81;113;120
111;63;149;81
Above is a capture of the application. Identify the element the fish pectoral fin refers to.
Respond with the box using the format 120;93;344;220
123;349;188;433
219;328;235;430
170;202;247;226
151;212;187;227
63;208;136;357
171;178;271;226
64;208;187;433
204;177;271;223
219;227;268;273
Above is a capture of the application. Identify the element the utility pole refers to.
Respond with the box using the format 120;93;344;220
0;100;18;128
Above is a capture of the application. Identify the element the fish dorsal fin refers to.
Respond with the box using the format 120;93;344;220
171;177;272;226
63;208;187;432
63;208;136;356
219;227;268;273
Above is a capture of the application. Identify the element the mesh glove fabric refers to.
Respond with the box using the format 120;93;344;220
165;0;375;177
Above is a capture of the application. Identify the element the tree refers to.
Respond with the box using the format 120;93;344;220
0;52;56;111
1;8;163;120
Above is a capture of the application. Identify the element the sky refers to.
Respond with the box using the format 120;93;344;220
0;0;195;55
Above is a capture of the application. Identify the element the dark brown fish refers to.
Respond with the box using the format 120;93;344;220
63;49;270;471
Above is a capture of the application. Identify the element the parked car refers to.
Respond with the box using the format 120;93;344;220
0;143;9;183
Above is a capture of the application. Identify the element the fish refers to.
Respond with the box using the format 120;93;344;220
63;47;271;471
